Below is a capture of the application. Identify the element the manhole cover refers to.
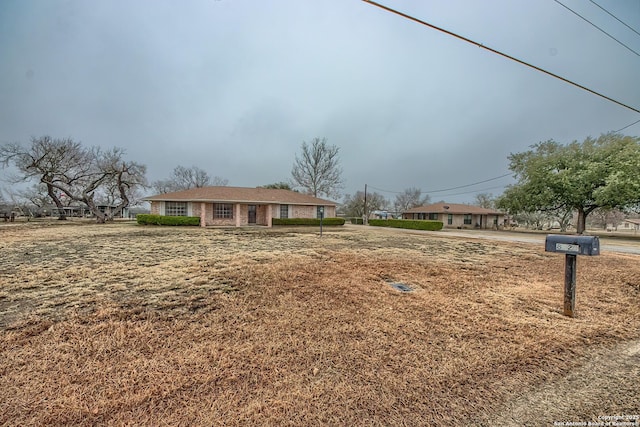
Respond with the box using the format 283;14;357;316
389;283;413;292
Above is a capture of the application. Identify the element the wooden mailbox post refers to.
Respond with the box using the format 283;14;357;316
545;235;600;317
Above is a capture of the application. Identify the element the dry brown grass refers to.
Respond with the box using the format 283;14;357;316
1;221;639;426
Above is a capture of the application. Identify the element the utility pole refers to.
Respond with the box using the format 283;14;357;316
363;184;368;225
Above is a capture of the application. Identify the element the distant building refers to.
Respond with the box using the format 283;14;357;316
402;202;506;229
617;218;640;232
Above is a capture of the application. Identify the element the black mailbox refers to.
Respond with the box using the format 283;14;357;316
545;235;600;256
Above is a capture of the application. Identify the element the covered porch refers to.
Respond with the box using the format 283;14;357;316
195;202;275;228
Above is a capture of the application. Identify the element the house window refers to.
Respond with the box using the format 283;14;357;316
165;202;187;216
448;214;453;225
280;205;289;219
463;214;472;225
214;203;233;219
428;213;438;220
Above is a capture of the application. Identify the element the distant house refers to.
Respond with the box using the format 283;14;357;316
402;202;506;229
144;186;336;227
618;218;640;232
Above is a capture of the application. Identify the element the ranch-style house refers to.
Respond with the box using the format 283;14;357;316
145;186;336;227
402;202;506;229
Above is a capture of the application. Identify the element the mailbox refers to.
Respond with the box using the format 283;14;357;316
545;235;600;256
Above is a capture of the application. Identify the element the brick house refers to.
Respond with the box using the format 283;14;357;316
402;202;506;229
144;186;336;227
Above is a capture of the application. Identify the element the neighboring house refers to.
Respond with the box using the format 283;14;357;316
144;186;337;227
402;202;506;229
616;218;640;232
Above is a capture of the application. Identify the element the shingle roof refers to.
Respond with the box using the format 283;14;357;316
144;186;337;206
403;202;503;215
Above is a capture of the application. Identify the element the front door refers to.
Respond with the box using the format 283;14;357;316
248;205;257;224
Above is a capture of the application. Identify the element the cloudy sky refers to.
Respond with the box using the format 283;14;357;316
1;0;639;204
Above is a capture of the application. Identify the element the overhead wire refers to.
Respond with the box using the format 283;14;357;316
361;0;640;114
614;118;640;133
434;184;508;198
368;172;513;195
587;0;640;135
553;0;640;57
587;0;640;38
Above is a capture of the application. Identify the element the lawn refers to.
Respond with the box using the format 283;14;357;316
1;221;639;426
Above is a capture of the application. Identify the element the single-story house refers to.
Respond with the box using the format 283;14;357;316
144;186;337;227
402;202;506;229
617;218;640;232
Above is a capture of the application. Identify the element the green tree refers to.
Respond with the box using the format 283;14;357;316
497;133;640;234
259;182;293;190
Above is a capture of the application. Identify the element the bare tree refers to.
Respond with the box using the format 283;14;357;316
589;208;626;230
341;191;387;218
0;136;86;219
291;137;343;199
550;206;574;232
8;184;52;218
394;187;430;213
13;183;52;207
474;192;496;209
151;165;228;194
0;136;147;223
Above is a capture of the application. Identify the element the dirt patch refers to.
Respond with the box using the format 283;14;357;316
1;221;639;426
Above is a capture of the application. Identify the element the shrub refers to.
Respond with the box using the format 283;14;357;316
136;214;200;226
348;217;364;224
368;219;443;231
272;218;345;226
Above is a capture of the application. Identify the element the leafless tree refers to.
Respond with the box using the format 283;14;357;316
589;208;626;230
151;165;228;194
394;187;430;213
13;183;51;207
0;136;85;219
291;137;343;199
474;192;496;209
0;136;147;222
341;191;387;218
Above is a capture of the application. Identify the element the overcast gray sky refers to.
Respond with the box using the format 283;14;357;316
1;0;639;204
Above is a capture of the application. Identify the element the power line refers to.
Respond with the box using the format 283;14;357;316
588;0;640;39
614;118;640;133
361;0;640;114
368;172;513;195
554;0;640;57
435;184;508;198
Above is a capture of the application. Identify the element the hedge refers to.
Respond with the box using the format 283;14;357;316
136;214;200;226
272;218;345;226
368;219;443;231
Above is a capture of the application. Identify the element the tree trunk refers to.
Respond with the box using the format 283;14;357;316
84;195;107;223
45;182;67;220
576;208;586;234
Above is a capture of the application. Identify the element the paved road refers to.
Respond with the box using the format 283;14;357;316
346;224;640;255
